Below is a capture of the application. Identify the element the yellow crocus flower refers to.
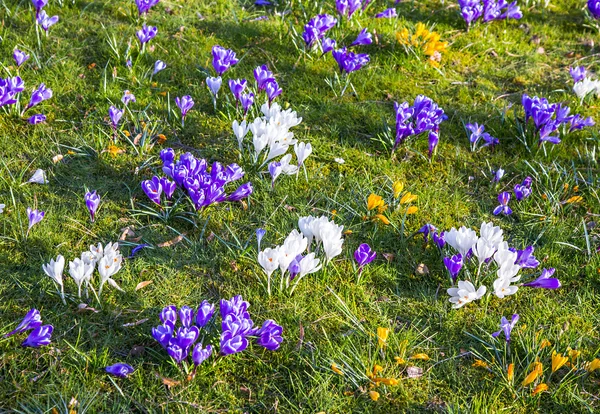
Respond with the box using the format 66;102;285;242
367;193;386;211
551;351;568;372
400;192;418;204
522;362;543;386
392;181;404;198
532;383;548;396
411;353;430;360
377;327;390;348
369;391;380;401
586;358;600;372
406;206;418;215
507;363;514;381
331;363;344;376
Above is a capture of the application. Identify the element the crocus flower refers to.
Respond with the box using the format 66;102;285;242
160;177;176;200
152;323;173;348
351;28;372;47
196;300;215;327
13;49;30;67
108;105;123;129
153;60;166;74
175;95;194;125
447;280;486;308
22;325;53;347
192;343;213;366
240;93;255;114
206;76;222;97
332;48;370;74
589;0;600;18
512;245;540;268
105;363;135;378
141;176;163;205
354;243;376;271
28;168;47;184
31;0;48;15
432;231;445;248
523;268;561;289
4;309;42;338
428;130;439;158
375;8;397;18
135;0;160;15
167;342;188;363
28;114;46;124
265;79;282;104
491;314;519;342
269;161;282;188
220;331;249;355
254;65;274;90
443;254;463;282
27;207;45;233
85;190;100;222
121;90;136;105
24;83;52;113
570;66;587;83
37;10;59;32
321;38;336;54
256;228;266;251
493;192;512;215
212;45;239;76
229;79;247;101
179;306;194;328
294;142;312;167
493;168;504;182
302;14;337;47
255;319;283;350
136;24;158;45
160;305;178;325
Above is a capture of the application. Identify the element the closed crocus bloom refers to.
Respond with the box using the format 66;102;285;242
28;114;46;124
354;243;376;268
255;319;283;350
232;120;248;149
141;176;163;205
206;76;222;96
196;300;215;327
27;207;45;233
153;60;166;74
4;309;42;338
297;252;321;278
167;342;188;363
192;343;213;366
428;130;439;158
253;65;274;90
136;24;158;44
175;95;194;123
228;79;247;101
160;305;178;325
269;161;282;188
85;190;100;222
105;363;134;378
444;226;478;256
31;0;48;13
294;142;312;167
375;7;397;18
152;323;173;348
69;257;94;298
258;247;280;277
523;268;561;289
321;38;336;54
227;182;253;202
13;49;30;67
443;254;462;282
211;45;239;76
240;93;255;114
589;0;600;18
25;83;52;112
179;306;194;328
176;326;199;350
159;177;176;200
473;238;496;263
351;28;372;47
43;254;65;291
265;79;282;103
28;168;47;184
220;331;249;355
22;325;53;347
37;11;59;32
570;66;587;83
108;105;123;129
551;351;569;372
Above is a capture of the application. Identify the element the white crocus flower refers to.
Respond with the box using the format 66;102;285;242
298;252;321;278
319;224;344;263
493;246;517;269
43;255;65;304
493;277;519;299
279;154;299;175
277;230;308;275
573;77;600;99
447;280;486;309
444;226;478;256
496;263;521;283
298;216;316;246
479;221;504;249
258;247;281;295
472;238;497;264
69;257;94;298
265;141;289;163
28;169;47;184
294;142;312;167
232;120;248;151
0;203;5;214
98;252;124;295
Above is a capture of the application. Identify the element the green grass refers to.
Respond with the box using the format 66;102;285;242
2;0;600;411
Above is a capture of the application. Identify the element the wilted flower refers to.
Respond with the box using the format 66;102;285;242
28;169;47;184
4;309;42;338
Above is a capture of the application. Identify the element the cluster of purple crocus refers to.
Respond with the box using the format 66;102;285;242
393;95;447;157
151;297;283;365
147;148;253;210
458;0;522;29
335;0;362;19
465;122;499;151
0;73;52;123
522;94;594;145
32;0;59;32
302;14;337;48
135;0;160;15
4;309;53;348
493;176;531;216
418;223;445;249
212;45;239;76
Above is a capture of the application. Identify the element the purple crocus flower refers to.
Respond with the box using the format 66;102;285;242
152;323;174;349
512;246;540;269
121;90;136;105
160;305;177;325
179;306;194;328
160;177;176;200
523;268;561;289
493;192;512;215
105;363;135;378
288;256;302;280
569;114;595;132
256;228;266;251
127;244;149;259
354;243;376;271
493;168;504;182
4;309;42;338
302;14;337;47
514;178;532;201
13;49;30;67
192;343;213;366
108;105;123;129
254;65;274;90
428;130;439;158
0;76;25;107
206;76;222;97
176;326;199;350
589;0;600;18
31;0;48;14
255;319;283;350
196;300;215;327
417;223;436;242
136;24;158;45
22;325;53;347
135;0;160;15
175;95;194;125
220;332;248;355
228;79;247;101
167;342;188;363
432;231;445;248
27;207;45;232
24;83;52;113
269;161;282;189
153;60;166;75
443;254;463;282
240;93;255;114
212;45;239;76
351;28;372;47
491;314;519;342
142;176;163;205
37;10;58;32
570;66;587;83
28;114;46;124
322;38;336;54
85;190;100;222
375;8;397;18
227;182;253;202
332;48;370;74
265;79;282;104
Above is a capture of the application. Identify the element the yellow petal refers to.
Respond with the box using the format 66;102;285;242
392;181;404;198
472;359;488;369
586;358;600;372
532;383;548;396
540;339;552;349
374;377;399;386
367;193;385;211
565;196;583;204
400;192;418;204
395;357;406;365
331;363;344;376
522;362;543;386
507;363;514;381
568;348;581;360
410;353;430;361
374;214;390;225
551;351;569;372
377;327;390;348
369;391;380;401
406;206;418;215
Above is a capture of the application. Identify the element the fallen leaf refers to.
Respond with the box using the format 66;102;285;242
415;263;429;275
133;133;142;145
382;253;395;263
77;303;99;313
135;281;153;291
119;226;136;241
158;233;186;247
284;204;296;211
406;366;423;379
52;154;64;164
156;374;181;389
122;318;149;327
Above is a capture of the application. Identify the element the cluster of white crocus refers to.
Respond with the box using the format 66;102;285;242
257;216;344;295
445;222;522;308
232;103;312;169
42;242;124;304
573;77;600;99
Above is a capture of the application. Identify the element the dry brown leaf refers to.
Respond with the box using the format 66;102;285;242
157;374;181;389
382;253;395;263
284;204;296;211
133;133;142;145
158;233;186;247
135;280;153;291
119;226;136;241
415;263;429;275
52;154;64;164
122;318;149;327
77;303;99;313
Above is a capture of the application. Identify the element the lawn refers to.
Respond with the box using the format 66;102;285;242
2;0;600;411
